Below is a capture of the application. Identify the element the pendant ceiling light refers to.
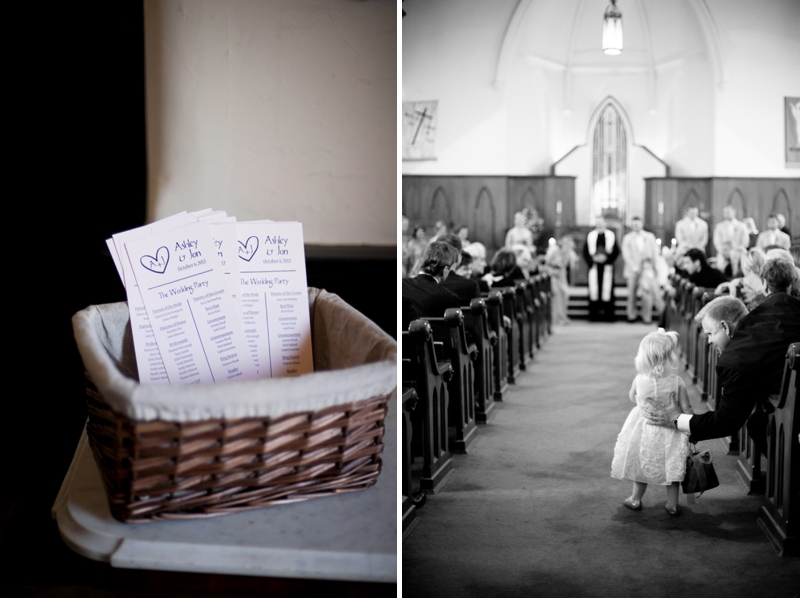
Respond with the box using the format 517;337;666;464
603;0;623;55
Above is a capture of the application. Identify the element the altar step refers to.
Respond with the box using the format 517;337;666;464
566;285;656;321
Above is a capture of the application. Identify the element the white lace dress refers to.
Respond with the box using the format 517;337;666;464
611;374;690;485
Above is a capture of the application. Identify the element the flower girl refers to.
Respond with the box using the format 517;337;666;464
611;329;693;515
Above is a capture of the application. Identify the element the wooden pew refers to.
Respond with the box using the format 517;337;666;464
539;272;552;339
483;290;509;401
735;414;765;494
402;387;422;539
759;342;799;556
687;286;714;384
463;298;497;423
500;287;521;383
422;308;479;453
401;320;454;493
662;273;681;332
678;280;696;368
514;281;534;368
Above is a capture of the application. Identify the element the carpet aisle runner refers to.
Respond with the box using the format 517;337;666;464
402;321;799;598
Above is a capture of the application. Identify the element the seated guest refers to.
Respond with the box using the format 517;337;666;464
463;242;490;292
485;248;525;288
430;220;449;243
742;255;800;309
722;245;746;279
715;248;765;309
438;234;481;303
510;243;536;279
401;241;461;329
765;249;800;294
456;224;471;246
680;248;729;289
406;225;428;277
645;292;800;453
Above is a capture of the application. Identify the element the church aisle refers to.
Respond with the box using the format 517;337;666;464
402;322;800;597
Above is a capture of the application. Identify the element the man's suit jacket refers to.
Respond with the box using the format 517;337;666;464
687;266;728;290
713;219;750;254
402;274;460;327
621;230;658;278
440;272;481;305
755;229;791;251
674;217;709;253
689;292;800;442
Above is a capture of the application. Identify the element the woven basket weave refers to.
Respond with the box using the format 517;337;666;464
73;289;395;523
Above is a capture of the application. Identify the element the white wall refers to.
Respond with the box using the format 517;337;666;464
708;0;800;175
144;0;396;246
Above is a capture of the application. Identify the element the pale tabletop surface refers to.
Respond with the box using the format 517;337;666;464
52;394;397;584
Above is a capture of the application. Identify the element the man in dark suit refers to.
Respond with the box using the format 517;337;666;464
436;234;481;304
680;248;729;289
646;279;800;448
402;241;461;329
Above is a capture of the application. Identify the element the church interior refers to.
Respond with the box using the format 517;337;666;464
402;0;799;595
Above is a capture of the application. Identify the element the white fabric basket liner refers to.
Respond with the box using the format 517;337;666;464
72;288;397;422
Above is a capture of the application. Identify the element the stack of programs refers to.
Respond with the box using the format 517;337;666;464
106;209;314;385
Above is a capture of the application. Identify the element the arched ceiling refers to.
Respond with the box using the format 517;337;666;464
496;0;722;87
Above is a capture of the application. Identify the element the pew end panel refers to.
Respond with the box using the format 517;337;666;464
483;291;509;401
758;342;800;557
402;387;422;540
422;309;479;454
403;321;454;494
463;298;497;424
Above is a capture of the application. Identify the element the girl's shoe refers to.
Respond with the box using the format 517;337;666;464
623;497;642;511
664;503;681;516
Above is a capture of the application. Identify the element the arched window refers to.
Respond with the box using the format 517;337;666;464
592;103;628;221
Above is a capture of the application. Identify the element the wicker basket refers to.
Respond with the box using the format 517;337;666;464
72;289;396;523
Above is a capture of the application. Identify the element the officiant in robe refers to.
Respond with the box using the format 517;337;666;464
582;216;620;321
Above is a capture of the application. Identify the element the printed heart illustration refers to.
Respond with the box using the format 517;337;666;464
238;236;259;261
141;246;170;273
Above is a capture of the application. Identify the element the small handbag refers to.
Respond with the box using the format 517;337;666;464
681;445;719;503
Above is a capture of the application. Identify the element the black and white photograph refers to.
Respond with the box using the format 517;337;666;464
401;0;800;596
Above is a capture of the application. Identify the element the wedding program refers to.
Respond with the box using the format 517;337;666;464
107;210;314;385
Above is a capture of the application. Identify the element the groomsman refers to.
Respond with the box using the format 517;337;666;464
713;205;749;271
621;217;659;323
756;214;791;251
673;206;708;256
582;216;620;322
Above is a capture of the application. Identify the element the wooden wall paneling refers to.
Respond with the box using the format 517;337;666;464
467;177;508;253
645;178;676;245
507;176;576;250
402;176;509;253
473;185;499;251
430;186;453;227
402;177;422;222
550;177;576;233
772;188;792;235
709;178;800;246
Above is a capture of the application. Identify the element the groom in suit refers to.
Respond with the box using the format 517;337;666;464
621;217;659;323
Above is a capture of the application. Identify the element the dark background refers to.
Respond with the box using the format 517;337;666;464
4;3;395;596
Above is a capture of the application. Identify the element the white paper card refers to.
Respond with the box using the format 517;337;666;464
111;212;197;384
125;222;259;384
237;221;314;378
